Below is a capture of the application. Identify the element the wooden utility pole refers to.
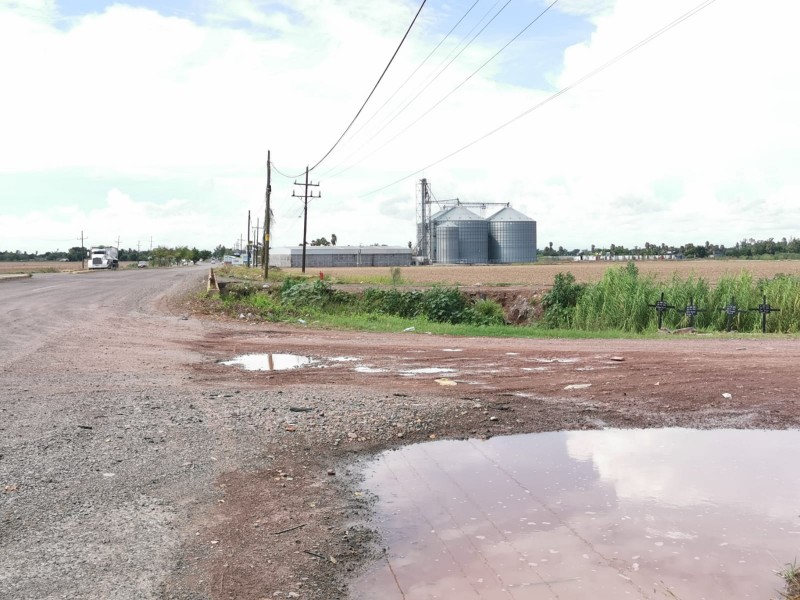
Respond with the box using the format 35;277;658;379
252;219;261;268
246;210;251;267
263;151;271;280
78;231;87;269
292;166;320;274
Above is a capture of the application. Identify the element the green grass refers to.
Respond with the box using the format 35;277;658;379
204;262;800;338
551;263;800;334
778;560;800;600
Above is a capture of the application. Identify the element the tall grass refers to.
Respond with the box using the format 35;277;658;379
565;263;800;333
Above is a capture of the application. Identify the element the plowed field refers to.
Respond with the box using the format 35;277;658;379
294;259;800;287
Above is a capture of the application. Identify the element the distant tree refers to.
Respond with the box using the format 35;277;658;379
213;245;227;259
330;233;337;246
67;246;86;262
310;237;330;246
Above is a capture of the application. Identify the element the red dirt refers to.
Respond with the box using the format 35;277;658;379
172;316;800;599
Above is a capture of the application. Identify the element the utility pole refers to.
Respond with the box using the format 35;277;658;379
263;151;271;280
246;210;251;268
78;231;87;269
292;166;320;274
115;236;121;250
252;220;261;268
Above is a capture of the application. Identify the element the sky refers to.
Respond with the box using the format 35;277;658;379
1;0;799;254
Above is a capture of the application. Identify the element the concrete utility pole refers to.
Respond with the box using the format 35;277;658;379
115;236;121;250
263;151;271;280
292;166;320;274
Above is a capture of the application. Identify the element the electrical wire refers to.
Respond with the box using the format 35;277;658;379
270;161;296;179
322;0;514;178
359;0;719;198
319;0;482;171
283;0;428;179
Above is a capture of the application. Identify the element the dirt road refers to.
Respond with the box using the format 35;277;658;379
2;268;799;599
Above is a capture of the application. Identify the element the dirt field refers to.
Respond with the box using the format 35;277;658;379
289;259;800;287
0;261;142;273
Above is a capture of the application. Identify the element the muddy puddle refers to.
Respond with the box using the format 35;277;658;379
220;353;316;370
352;428;800;600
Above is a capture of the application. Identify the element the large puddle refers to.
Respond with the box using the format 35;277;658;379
352;429;800;600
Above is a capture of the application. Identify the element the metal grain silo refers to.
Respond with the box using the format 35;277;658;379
434;206;488;264
435;222;459;263
488;207;537;263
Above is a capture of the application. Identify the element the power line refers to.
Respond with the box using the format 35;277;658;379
318;0;483;175
270;161;295;179
323;0;516;178
360;0;719;198
284;0;428;179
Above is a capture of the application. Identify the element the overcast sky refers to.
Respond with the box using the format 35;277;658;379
1;0;798;254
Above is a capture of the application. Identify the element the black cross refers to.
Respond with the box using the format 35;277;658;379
749;294;780;333
648;292;675;329
719;296;745;332
684;297;705;328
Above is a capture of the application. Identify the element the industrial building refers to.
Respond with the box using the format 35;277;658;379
416;179;537;264
269;246;412;268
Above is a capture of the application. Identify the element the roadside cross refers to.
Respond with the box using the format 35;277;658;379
749;294;780;333
648;292;675;329
719;297;746;332
684;297;705;328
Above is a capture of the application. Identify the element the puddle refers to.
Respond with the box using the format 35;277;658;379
400;367;457;375
534;357;580;364
441;348;463;352
329;356;361;362
220;353;316;371
352;428;800;600
354;366;390;374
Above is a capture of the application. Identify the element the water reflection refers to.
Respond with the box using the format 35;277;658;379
352;429;800;600
220;353;316;371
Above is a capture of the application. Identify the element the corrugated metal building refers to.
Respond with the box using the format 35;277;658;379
269;246;412;268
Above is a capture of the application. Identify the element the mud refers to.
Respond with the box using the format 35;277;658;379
176;316;800;599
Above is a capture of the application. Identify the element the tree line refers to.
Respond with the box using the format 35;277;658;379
0;246;224;263
539;237;800;259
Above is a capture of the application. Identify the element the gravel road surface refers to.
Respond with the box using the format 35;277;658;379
2;267;799;600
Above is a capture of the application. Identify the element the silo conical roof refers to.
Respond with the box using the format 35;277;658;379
488;206;534;222
434;205;483;222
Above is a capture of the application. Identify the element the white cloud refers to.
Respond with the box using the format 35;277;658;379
1;0;799;252
566;429;800;521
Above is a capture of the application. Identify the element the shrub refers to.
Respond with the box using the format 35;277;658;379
224;283;257;300
421;287;470;324
469;298;506;326
541;272;586;328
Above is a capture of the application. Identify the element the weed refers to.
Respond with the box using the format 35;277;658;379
390;266;403;285
469;298;506;326
778;560;800;600
421;287;471;324
541;272;586;328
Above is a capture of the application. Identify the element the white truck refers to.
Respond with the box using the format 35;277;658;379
88;246;119;269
